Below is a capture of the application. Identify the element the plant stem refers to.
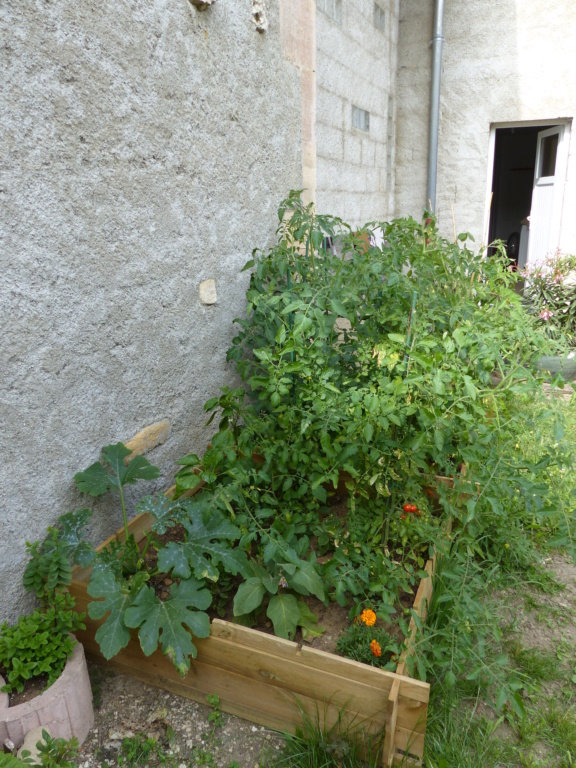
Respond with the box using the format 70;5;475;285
119;485;130;544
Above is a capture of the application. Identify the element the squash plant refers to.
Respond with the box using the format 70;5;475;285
64;443;249;676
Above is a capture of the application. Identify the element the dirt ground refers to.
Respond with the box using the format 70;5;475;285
76;666;285;768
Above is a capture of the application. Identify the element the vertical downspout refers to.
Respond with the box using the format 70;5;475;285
426;0;445;213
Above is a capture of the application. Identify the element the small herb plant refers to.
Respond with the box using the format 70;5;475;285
0;519;87;694
0;732;78;768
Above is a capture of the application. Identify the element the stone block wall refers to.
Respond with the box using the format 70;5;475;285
315;0;399;226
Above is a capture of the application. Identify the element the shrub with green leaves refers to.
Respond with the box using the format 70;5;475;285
0;593;84;694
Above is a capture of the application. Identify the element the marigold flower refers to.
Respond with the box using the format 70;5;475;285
370;640;382;657
360;609;377;627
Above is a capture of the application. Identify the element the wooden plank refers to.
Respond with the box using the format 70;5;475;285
382;678;400;767
81;635;387;739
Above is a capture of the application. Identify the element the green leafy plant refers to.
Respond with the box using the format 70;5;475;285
0;731;79;768
336;621;398;669
233;540;325;640
0;594;84;694
70;445;250;675
0;517;86;694
262;700;386;768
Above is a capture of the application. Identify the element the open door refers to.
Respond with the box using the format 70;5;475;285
527;125;565;264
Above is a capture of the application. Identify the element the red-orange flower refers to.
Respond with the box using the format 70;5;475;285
360;609;377;627
370;639;382;657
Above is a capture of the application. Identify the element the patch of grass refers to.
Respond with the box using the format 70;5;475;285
507;640;561;683
263;703;385;768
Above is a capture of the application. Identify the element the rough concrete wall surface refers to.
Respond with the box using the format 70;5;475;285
395;0;576;249
315;0;399;226
0;0;301;623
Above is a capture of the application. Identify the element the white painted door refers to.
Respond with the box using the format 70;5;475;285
527;125;565;264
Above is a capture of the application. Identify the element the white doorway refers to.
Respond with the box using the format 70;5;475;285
484;121;570;268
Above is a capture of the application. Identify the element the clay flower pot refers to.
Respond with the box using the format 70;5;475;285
0;641;94;749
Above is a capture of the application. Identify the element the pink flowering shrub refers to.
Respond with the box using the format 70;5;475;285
522;252;576;346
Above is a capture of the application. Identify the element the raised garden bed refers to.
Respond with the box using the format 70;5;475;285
70;507;442;767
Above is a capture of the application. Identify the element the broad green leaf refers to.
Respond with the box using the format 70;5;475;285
432;371;445;395
289;561;325;601
434;430;444;451
329;299;348;317
157;499;248;581
56;508;95;566
87;564;133;659
119;453;160;487
74;462;111;497
387;333;406;345
101;442;133;487
553;418;565;442
267;594;300;640
463;375;477;400
176;453;201;467
363;422;374;443
124;579;211;676
233;578;267;616
136;495;185;534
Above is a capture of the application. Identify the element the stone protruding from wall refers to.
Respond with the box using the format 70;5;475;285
251;0;269;32
199;279;218;305
124;421;171;458
280;0;317;205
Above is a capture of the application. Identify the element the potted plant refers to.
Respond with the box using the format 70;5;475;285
522;251;576;380
0;520;94;749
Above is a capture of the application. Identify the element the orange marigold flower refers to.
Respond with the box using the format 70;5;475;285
370;640;382;657
360;609;377;627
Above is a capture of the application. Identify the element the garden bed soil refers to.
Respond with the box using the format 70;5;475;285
70;505;441;767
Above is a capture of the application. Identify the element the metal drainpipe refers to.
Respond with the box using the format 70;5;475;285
426;0;445;214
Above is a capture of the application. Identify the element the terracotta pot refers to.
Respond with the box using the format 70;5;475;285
0;640;94;749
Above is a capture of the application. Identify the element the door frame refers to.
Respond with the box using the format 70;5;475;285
482;119;572;248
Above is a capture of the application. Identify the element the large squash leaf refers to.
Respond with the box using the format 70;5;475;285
74;443;160;497
56;508;95;566
124;579;211;676
157;500;248;581
87;563;133;659
136;494;187;534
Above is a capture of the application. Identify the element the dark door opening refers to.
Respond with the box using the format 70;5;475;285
488;126;542;265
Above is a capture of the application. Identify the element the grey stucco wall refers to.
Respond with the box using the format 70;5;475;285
395;0;576;249
0;0;301;622
315;0;399;226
